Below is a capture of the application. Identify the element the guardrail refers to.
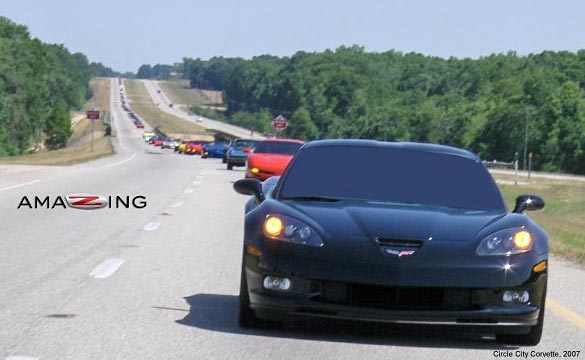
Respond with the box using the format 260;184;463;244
483;160;515;170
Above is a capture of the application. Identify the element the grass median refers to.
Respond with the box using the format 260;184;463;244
124;79;207;136
493;172;585;264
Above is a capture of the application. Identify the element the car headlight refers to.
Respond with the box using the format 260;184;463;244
263;215;323;247
476;227;533;256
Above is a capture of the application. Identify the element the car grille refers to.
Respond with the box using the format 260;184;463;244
314;281;474;311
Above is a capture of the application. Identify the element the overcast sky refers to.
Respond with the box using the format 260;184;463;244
2;0;585;73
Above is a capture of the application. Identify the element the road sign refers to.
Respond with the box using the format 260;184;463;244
272;115;288;131
87;110;100;120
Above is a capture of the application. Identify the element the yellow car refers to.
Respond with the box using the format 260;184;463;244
177;142;187;153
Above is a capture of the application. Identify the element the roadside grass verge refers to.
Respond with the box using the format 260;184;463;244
124;79;207;136
492;172;585;264
0;137;113;165
0;77;114;165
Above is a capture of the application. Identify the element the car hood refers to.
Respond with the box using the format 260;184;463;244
256;200;542;287
287;201;505;243
249;154;294;173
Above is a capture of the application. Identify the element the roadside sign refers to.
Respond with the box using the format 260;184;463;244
87;110;100;120
272;115;288;131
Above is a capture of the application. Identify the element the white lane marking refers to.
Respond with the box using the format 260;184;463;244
171;201;183;208
89;258;124;279
184;188;194;194
143;222;161;231
104;153;136;168
195;175;204;180
0;179;40;192
5;357;39;360
192;180;201;185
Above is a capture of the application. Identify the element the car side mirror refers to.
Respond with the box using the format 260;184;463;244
234;178;264;203
512;194;545;214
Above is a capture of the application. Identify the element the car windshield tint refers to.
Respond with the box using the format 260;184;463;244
254;141;302;155
279;146;505;211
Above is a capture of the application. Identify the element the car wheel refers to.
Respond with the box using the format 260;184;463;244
201;154;207;159
496;283;546;345
239;263;261;328
222;157;227;164
227;162;233;170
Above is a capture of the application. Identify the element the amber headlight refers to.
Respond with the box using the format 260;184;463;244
476;228;533;256
263;215;323;247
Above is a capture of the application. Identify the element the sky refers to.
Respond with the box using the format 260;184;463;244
1;0;585;73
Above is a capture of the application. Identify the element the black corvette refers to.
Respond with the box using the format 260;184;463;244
233;140;548;345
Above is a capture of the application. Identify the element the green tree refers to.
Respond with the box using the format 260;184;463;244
44;101;72;150
287;107;318;140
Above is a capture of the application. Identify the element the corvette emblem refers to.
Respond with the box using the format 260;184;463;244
385;248;416;257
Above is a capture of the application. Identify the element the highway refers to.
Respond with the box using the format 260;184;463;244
141;80;264;140
0;78;583;360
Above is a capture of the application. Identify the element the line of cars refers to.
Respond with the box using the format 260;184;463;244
143;130;306;180
120;87;144;129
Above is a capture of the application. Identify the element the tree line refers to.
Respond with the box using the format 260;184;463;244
0;17;105;155
181;47;585;174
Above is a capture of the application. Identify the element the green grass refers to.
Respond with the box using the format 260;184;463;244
0;137;114;165
124;79;208;136
493;172;585;264
158;80;209;106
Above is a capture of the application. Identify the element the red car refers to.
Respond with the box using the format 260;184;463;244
246;139;305;180
184;140;210;155
153;138;164;147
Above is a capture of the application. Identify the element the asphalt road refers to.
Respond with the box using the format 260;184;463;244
0;79;583;360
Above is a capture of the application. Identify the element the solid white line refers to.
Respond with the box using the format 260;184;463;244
143;222;161;231
104;153;136;168
184;188;194;194
0;179;40;192
192;180;201;185
171;201;183;208
89;258;124;279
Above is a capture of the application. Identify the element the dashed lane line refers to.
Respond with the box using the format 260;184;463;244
89;258;124;279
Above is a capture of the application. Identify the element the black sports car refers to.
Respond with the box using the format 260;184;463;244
233;140;548;345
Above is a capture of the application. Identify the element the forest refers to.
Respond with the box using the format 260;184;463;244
0;16;95;156
181;46;585;174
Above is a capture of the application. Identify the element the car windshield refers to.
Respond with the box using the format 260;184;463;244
279;146;505;211
233;140;258;148
254;141;302;155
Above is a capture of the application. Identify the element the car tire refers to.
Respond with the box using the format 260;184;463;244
496;283;546;345
201;154;207;159
239;263;261;328
227;162;233;170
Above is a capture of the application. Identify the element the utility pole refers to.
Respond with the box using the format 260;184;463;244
524;108;529;171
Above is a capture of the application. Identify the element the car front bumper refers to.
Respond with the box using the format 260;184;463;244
243;256;547;333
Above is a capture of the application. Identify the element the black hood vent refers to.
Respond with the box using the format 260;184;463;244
375;238;424;247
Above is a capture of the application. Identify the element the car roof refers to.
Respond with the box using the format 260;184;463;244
259;138;305;144
302;139;479;161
